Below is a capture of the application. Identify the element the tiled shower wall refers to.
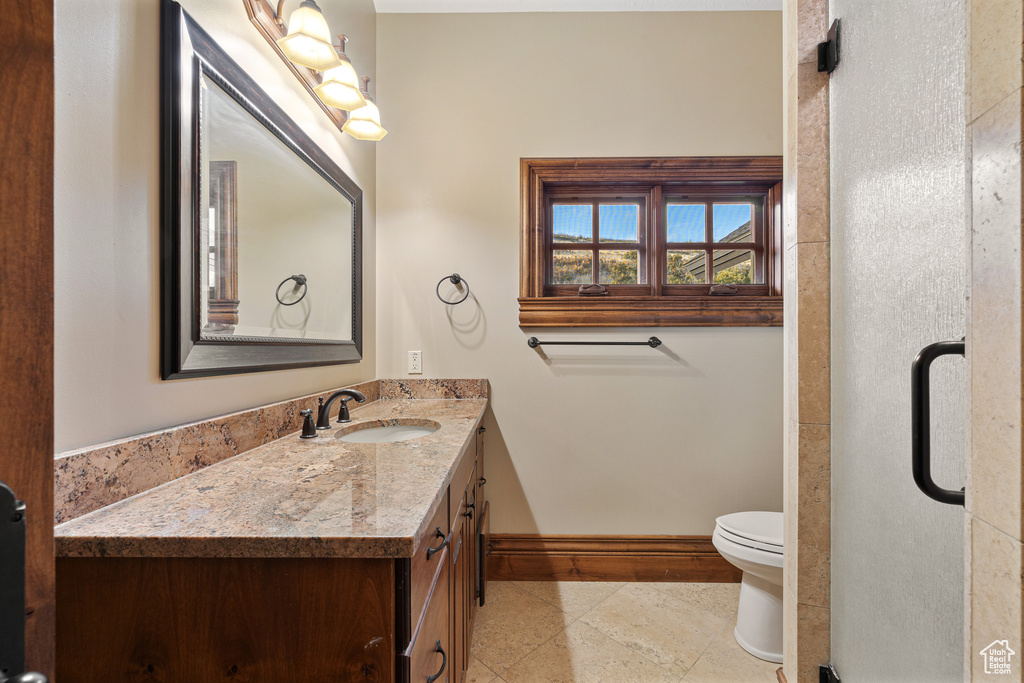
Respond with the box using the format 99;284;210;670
966;1;1024;679
782;0;832;680
783;2;1024;681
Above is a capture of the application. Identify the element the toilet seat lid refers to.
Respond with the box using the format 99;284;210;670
716;511;783;547
716;527;783;554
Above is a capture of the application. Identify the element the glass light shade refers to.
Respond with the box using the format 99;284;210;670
313;61;366;111
276;2;341;71
342;100;387;141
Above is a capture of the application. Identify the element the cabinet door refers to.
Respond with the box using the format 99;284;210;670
477;500;489;607
466;464;478;627
450;500;468;683
474;426;487;610
402;548;450;683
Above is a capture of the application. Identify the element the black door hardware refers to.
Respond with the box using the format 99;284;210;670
911;339;966;506
818;19;841;73
0;480;49;683
820;663;841;683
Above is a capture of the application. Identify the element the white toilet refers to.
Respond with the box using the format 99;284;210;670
712;511;784;663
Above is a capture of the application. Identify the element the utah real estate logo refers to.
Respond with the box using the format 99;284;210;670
979;640;1015;675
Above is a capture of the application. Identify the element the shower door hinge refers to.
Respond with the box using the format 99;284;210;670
817;19;841;74
819;663;841;683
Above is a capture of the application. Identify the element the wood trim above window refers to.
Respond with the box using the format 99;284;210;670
520;156;784;328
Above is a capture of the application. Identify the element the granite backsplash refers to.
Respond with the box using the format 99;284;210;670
54;379;488;523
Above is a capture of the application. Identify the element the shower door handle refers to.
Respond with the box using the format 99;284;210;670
911;339;965;506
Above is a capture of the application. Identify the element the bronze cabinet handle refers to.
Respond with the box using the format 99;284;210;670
426;641;447;683
426;527;448;560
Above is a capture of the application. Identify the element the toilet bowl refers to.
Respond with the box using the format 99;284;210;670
712;511;784;663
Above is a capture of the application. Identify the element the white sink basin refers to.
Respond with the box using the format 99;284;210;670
336;421;439;444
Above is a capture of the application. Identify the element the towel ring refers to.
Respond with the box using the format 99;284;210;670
436;273;470;305
275;274;308;306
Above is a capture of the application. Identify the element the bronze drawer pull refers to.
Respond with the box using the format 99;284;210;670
426;527;448;560
426;640;447;682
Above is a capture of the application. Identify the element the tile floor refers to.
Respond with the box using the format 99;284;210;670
468;581;779;683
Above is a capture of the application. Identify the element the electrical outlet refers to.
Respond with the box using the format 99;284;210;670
408;350;422;375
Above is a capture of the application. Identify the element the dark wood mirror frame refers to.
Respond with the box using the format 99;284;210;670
160;0;362;379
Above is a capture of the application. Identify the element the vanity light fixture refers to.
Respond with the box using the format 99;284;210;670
342;77;388;141
274;0;341;71
245;0;386;141
313;35;367;111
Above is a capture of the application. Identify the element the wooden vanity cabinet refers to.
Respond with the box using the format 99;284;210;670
399;425;487;683
57;428;487;683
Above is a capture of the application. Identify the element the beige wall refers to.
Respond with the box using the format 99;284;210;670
376;11;784;535
54;0;377;452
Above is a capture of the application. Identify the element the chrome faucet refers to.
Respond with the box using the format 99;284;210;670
316;389;367;429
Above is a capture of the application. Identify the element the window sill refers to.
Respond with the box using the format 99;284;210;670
517;296;783;327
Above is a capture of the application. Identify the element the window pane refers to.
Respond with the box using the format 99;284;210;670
599;250;639;284
713;250;757;284
552;250;593;284
713;203;753;242
667;250;705;284
666;203;705;242
552;204;592;243
599;204;639;243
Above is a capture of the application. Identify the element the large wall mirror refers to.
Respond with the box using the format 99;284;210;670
160;0;362;379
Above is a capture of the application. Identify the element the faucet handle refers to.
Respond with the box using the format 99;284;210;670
300;409;318;439
338;396;355;424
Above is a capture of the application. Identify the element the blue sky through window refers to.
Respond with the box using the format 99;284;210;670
552;204;592;242
713;204;753;241
599;204;638;243
666;204;705;242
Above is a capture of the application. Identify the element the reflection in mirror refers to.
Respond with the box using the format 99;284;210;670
161;0;362;379
199;76;354;342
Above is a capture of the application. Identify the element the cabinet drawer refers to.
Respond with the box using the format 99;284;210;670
411;492;449;628
405;552;450;683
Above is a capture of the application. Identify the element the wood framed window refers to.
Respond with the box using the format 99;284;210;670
520;157;783;327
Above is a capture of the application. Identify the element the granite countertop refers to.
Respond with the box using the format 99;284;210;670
55;398;487;559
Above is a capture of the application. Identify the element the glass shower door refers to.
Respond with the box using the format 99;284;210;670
829;0;967;680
